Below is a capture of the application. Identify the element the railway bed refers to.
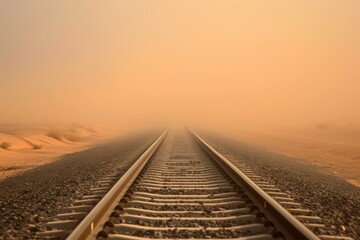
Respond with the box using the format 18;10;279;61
38;129;353;240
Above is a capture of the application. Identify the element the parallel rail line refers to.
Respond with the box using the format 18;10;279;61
38;129;352;240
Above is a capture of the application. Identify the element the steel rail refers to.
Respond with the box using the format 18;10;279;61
189;129;320;240
66;129;168;240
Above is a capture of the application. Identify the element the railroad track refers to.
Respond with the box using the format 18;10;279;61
38;129;353;240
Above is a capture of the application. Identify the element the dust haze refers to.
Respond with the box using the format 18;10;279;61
1;0;360;134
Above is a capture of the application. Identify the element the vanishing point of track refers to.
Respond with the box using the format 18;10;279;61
38;129;353;240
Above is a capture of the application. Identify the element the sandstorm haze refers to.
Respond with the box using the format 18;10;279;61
2;3;360;238
1;0;360;131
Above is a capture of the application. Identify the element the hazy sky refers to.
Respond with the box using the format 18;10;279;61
1;1;359;129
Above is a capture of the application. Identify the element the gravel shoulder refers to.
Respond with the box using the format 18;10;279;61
203;133;360;239
0;132;157;240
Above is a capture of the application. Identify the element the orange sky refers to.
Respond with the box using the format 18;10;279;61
1;1;360;129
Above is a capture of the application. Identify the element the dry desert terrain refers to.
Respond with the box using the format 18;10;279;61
0;124;108;180
228;125;360;187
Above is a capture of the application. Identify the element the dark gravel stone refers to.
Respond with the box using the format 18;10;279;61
204;133;360;239
97;230;108;238
0;132;158;240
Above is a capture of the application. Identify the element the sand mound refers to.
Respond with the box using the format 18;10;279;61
0;133;34;150
0;123;108;180
46;125;99;143
0;123;103;152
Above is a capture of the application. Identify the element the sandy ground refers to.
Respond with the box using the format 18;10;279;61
0;124;112;180
222;126;360;187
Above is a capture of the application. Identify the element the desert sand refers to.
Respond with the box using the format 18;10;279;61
227;125;360;187
0;124;109;180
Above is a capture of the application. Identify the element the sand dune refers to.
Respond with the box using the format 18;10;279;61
0;124;108;180
0;133;33;150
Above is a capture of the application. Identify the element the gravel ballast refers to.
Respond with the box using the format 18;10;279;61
204;134;360;239
100;131;273;239
0;133;157;240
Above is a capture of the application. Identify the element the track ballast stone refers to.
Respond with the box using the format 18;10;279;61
0;133;156;240
204;134;360;239
99;131;277;239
